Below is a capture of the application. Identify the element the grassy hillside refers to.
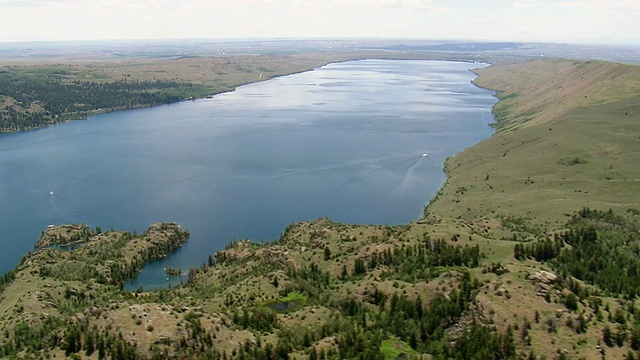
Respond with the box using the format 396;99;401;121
1;58;640;359
427;58;640;237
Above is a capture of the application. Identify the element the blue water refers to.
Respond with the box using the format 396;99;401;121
0;60;496;289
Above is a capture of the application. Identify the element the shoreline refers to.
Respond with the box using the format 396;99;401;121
120;59;499;290
0;52;495;133
1;58;499;281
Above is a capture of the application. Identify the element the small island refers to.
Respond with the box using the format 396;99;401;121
164;266;183;277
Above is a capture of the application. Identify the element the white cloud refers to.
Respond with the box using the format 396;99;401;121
0;0;637;44
0;0;79;7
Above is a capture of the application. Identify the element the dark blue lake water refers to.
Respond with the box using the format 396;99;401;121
0;60;496;288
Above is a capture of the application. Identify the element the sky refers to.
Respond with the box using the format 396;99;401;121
1;0;639;45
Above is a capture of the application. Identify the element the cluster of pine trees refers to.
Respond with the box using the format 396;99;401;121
219;270;515;359
514;208;640;298
364;237;482;282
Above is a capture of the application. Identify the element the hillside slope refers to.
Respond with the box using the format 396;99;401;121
427;58;640;236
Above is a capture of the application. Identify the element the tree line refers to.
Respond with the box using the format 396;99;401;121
0;69;210;131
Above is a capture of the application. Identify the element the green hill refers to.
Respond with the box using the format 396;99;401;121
429;58;640;236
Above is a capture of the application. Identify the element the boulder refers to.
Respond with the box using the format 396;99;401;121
528;270;558;284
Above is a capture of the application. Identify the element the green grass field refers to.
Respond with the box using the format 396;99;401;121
428;58;640;233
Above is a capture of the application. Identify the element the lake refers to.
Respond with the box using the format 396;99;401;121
0;60;496;288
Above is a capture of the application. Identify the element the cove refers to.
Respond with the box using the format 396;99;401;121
0;60;497;289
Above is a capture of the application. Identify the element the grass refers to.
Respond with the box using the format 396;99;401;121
261;291;307;313
380;337;420;360
429;57;640;359
427;58;640;231
409;58;640;359
280;291;306;303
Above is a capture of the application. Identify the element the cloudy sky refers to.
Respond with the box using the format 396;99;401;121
1;0;639;45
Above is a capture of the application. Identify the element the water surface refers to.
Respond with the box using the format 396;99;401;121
0;60;496;288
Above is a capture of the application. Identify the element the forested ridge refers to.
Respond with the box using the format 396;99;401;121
0;223;190;358
5;209;640;359
0;68;210;131
0;219;518;359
